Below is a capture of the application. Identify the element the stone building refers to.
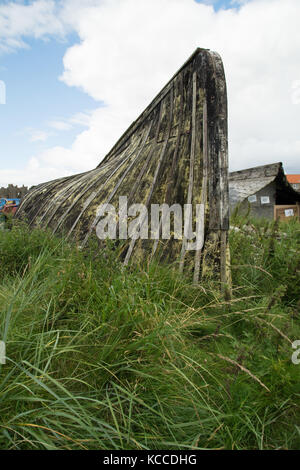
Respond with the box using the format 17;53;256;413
0;184;29;199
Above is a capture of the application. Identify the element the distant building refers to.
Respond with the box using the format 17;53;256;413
0;184;28;199
286;174;300;192
229;163;300;221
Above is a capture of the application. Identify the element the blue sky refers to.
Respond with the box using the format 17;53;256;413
0;0;299;187
0;34;98;171
195;0;238;10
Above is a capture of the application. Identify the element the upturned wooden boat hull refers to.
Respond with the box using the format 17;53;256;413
17;48;230;286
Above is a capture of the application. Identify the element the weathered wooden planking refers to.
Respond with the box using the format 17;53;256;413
17;48;230;286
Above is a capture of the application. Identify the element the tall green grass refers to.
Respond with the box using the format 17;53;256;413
0;218;299;450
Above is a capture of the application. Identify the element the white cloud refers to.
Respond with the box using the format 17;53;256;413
48;110;93;131
29;129;51;142
69;110;93;127
0;0;66;54
0;156;74;188
48;120;72;131
230;0;250;5
0;0;300;187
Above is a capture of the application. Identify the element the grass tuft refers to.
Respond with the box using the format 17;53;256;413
0;217;299;449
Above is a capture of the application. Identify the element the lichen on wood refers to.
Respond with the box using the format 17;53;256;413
17;48;230;286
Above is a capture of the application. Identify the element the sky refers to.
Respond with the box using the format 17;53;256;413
0;0;299;188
